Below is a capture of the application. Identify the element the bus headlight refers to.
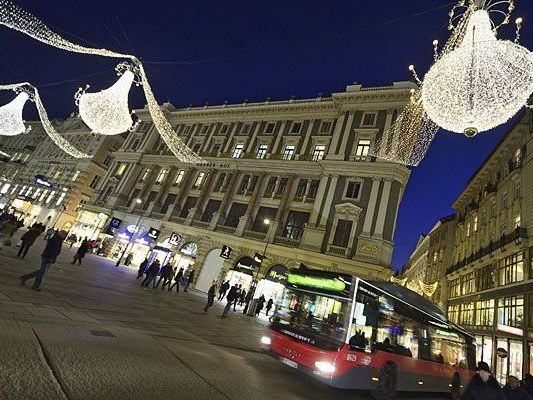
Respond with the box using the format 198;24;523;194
315;361;336;374
261;336;271;345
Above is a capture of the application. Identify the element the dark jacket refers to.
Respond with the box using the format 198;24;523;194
160;263;173;278
226;286;238;302
146;262;160;276
76;241;90;258
21;228;40;244
461;375;505;400
188;270;195;283
41;235;63;261
208;284;217;298
503;386;533;400
174;268;184;281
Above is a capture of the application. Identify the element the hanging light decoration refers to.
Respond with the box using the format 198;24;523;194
75;63;138;135
422;3;533;137
0;82;90;158
0;91;31;136
0;0;203;164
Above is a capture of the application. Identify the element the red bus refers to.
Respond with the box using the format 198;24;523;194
262;269;476;399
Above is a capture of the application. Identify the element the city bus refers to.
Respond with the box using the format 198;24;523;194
261;269;476;399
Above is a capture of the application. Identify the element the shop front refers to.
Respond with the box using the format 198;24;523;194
254;264;288;304
224;256;257;292
70;211;109;241
107;222;160;268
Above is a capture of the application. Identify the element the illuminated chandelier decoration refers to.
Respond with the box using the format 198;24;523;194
0;0;203;164
422;0;533;138
0;91;31;136
75;63;139;136
372;0;532;166
0;83;90;158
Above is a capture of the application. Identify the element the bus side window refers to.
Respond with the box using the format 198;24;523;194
418;328;431;361
428;326;468;367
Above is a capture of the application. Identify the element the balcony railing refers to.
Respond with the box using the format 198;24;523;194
447;227;528;275
327;245;348;256
217;225;236;234
243;230;267;240
274;236;302;247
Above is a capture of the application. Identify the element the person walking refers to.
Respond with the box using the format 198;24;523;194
141;260;160;289
71;239;90;265
222;284;239;317
232;284;242;311
169;267;184;292
504;376;532;400
156;262;173;289
124;253;133;267
184;269;195;292
218;280;230;300
238;288;246;306
137;258;149;279
17;226;41;258
204;280;217;312
255;294;266;316
266;298;274;315
461;361;505;400
522;374;533;398
19;230;67;291
0;218;17;250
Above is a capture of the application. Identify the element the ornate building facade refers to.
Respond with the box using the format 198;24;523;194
82;81;414;297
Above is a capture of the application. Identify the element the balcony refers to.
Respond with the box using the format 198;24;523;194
217;225;236;234
274;236;302;247
243;230;267;240
191;220;209;228
327;245;348;257
447;227;528;274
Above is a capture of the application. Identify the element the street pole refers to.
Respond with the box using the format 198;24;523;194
115;206;145;267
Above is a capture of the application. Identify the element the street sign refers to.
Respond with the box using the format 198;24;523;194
220;245;232;259
147;227;160;240
496;348;508;359
169;232;182;246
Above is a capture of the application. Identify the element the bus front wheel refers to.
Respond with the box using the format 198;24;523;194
450;373;461;400
370;362;397;400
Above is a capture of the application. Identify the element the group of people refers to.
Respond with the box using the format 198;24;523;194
136;257;195;293
217;280;274;318
462;362;533;400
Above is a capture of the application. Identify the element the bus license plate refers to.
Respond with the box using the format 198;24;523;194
280;358;298;369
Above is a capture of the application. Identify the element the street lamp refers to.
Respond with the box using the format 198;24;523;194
115;198;144;267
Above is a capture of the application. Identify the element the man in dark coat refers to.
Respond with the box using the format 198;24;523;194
184;269;195;292
255;294;266;316
522;374;533;398
17;227;41;258
71;239;90;265
222;284;238;317
19;230;67;291
504;376;533;400
461;361;505;400
137;258;149;279
266;298;274;315
169;268;184;292
141;260;160;288
156;262;173;290
204;280;217;312
218;280;230;300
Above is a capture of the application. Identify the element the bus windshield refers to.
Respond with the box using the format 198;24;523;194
271;287;351;351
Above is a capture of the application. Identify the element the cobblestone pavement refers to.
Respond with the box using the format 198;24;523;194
0;233;448;400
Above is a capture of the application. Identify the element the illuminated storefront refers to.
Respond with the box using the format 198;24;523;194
70;211;109;240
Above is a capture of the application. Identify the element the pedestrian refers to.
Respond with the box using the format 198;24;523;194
523;374;533;398
156;262;173;289
71;239;90;265
141;260;160;288
238;288;246;306
255;294;266;316
0;218;17;250
461;361;505;400
242;290;254;314
19;230;67;291
218;280;230;300
204;280;217;312
232;284;242;311
137;258;149;279
504;376;532;400
184;269;195;292
17;226;41;258
266;298;274;315
222;284;239;317
169;267;184;292
68;234;77;248
124;253;133;266
44;227;55;240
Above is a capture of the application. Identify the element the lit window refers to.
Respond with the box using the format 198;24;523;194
256;145;268;159
56;192;66;206
116;163;127;176
466;223;470;238
345;181;361;199
156;168;169;184
502;192;509;208
515;181;522;199
174;170;185;186
282;145;295;160
312;145;326;161
355;139;371;158
361;113;377;127
232;144;244;159
71;170;80;181
515;215;521;229
46;191;55;204
194;172;206;189
53;170;62;179
140;169;150;182
473;216;478;232
39;190;48;202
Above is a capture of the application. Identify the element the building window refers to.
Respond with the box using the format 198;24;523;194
256;145;268;159
242;124;250;134
320;121;332;133
140;169;150;183
291;122;302;133
193;172;206;189
502;192;509;209
55;192;66;206
473;216;478;232
71;170;80;181
466;223;471;238
89;175;101;189
498;252;524;286
497;295;524;328
515;181;522;199
345;181;361;200
265;123;275;133
312;145;326;161
156;168;169;184
332;219;353;247
361;112;377;127
264;177;277;196
490;201;496;218
282;145;295;160
201;125;209;134
475;264;495;291
475;300;495;326
174;170;185;186
214;173;226;192
212;143;222;154
238;175;251;194
276;177;288;195
462;272;475;295
116;163;127;176
447;304;460;324
460;302;475;326
232;144;244;159
284;211;309;240
515;215;521;229
220;125;229;134
355;139;371;158
449;278;460;298
295;179;307;198
53;170;62;179
103;156;112;166
307;179;319;199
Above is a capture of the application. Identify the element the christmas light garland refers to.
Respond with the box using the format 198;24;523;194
0;91;30;136
0;0;202;163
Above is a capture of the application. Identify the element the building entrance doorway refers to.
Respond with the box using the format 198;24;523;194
196;249;224;293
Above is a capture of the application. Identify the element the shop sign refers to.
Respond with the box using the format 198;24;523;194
266;264;288;283
34;175;53;188
287;274;346;292
105;217;124;236
496;348;508;359
220;245;232;259
169;232;181;245
233;256;257;276
16;195;34;202
147;227;160;240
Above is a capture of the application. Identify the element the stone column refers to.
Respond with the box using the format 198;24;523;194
235;174;266;236
139;166;160;199
308;176;329;227
331;111;355;161
272;122;287;153
318;176;338;228
209;172;240;230
268;176;296;242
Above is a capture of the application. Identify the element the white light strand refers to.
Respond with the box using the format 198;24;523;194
0;0;202;163
0;91;30;136
0;82;91;158
418;280;439;297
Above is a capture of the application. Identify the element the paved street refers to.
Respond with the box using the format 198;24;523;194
0;234;447;400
